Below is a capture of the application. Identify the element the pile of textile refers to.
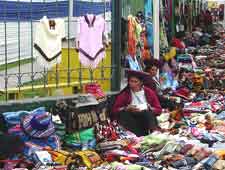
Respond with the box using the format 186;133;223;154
0;87;225;170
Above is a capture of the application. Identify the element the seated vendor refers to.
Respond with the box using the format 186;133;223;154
144;59;177;111
112;70;162;137
177;68;194;90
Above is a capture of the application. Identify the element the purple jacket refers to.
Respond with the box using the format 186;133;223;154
112;86;162;117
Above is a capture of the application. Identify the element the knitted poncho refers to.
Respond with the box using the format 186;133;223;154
34;16;65;69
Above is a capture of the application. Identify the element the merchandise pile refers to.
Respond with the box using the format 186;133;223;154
1;93;225;170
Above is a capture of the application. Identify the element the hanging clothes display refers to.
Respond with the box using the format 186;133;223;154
187;1;193;32
160;0;169;49
164;0;172;43
135;19;143;58
175;0;186;38
77;14;107;69
126;55;142;71
127;15;138;58
141;31;151;61
136;11;151;61
144;0;154;54
34;16;65;69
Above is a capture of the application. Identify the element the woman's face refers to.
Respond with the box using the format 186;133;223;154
128;76;142;92
147;66;158;77
185;72;194;80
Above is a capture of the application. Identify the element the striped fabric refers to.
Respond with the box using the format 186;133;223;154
22;111;55;138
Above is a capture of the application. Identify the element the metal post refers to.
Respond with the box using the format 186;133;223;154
111;0;122;91
55;0;59;89
67;0;73;86
17;0;21;91
223;0;225;27
4;1;8;101
153;0;160;60
171;0;176;37
30;0;34;91
69;0;73;18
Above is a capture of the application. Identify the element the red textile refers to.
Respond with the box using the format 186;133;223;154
127;17;137;57
172;37;186;49
141;31;151;60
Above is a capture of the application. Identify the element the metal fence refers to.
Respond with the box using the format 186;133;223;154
0;0;114;101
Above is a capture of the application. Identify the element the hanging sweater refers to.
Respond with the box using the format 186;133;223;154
34;16;65;69
127;15;138;57
77;14;107;69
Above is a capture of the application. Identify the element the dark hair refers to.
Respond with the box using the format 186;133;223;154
127;74;144;82
144;59;160;69
144;63;156;72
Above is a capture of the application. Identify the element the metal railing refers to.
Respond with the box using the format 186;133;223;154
0;0;114;101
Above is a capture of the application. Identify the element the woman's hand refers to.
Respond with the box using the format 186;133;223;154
168;96;177;101
126;105;141;112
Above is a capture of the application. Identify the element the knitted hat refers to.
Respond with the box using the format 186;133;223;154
126;69;150;81
174;87;191;100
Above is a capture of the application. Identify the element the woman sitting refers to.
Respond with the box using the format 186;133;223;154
144;59;177;111
112;70;162;137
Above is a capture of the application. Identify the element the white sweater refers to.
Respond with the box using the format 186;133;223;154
34;16;65;69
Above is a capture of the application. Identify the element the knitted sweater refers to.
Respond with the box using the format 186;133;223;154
34;16;65;69
112;86;162;117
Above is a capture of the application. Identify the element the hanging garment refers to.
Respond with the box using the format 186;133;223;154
135;20;143;58
126;55;142;71
34;16;65;69
127;15;138;57
135;20;142;45
77;14;107;69
141;31;151;61
144;0;154;54
160;0;169;49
